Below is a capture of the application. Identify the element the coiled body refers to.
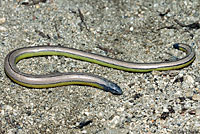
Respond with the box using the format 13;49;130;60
4;43;195;95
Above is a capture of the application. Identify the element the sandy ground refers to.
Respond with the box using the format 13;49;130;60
0;0;200;133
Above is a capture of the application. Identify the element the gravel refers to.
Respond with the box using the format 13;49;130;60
0;0;200;133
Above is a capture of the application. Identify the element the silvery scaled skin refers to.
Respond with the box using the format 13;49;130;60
4;43;195;95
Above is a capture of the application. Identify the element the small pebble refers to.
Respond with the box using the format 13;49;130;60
195;109;200;115
163;105;169;112
82;130;87;134
192;94;200;101
0;26;7;32
130;27;134;31
185;90;193;97
185;75;195;84
109;116;120;128
35;4;40;9
4;105;13;111
0;17;6;24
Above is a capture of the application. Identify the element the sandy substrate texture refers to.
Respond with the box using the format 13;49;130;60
0;0;200;134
